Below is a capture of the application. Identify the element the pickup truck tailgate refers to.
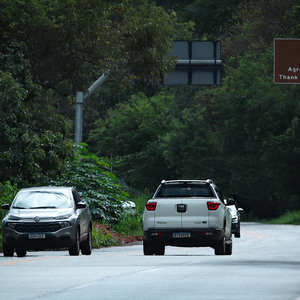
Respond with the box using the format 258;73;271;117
154;198;209;229
181;198;209;228
154;198;181;228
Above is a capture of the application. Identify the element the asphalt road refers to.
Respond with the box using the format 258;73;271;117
0;223;300;300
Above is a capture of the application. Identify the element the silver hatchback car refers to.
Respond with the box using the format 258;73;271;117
1;186;92;257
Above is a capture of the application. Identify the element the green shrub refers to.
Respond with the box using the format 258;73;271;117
92;227;120;248
0;181;18;231
268;210;300;225
51;144;130;224
131;194;151;214
112;212;143;237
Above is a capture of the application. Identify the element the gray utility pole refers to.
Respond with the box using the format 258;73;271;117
74;40;221;143
75;73;108;144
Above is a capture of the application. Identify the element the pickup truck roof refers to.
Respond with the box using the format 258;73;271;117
160;179;214;185
154;180;216;198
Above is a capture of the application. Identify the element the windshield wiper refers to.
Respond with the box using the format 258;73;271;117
29;206;57;209
12;206;26;209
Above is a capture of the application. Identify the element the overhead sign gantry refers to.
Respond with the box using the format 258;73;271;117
75;40;222;143
162;40;221;86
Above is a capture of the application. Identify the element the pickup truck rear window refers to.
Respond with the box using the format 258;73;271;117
155;184;214;198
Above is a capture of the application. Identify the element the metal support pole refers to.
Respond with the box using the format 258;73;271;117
75;91;84;144
74;73;109;144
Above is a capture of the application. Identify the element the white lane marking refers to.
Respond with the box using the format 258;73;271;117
71;282;98;290
138;268;163;273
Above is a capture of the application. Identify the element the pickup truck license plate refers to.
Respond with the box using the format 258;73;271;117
29;233;46;239
173;232;191;238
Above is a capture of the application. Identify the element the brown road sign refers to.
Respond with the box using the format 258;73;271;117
274;38;300;84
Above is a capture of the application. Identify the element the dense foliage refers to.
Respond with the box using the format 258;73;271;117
52;144;130;223
1;0;299;222
0;41;73;186
0;0;175;224
0;0;174;93
89;0;300;218
0;182;18;227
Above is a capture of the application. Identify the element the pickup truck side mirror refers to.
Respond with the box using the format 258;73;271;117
77;200;87;209
225;198;235;206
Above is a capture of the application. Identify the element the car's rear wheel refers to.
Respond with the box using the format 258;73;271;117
81;227;92;255
154;244;165;256
69;230;80;256
234;224;241;238
234;232;241;238
143;240;155;255
3;243;14;257
214;237;225;255
16;249;27;257
225;241;232;255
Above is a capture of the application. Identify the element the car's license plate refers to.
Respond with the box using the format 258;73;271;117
173;232;191;238
28;233;46;239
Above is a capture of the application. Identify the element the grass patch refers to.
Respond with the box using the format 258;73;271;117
112;212;143;237
267;210;300;225
92;226;121;248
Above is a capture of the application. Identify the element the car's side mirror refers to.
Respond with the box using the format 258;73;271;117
1;203;10;210
226;198;235;206
238;208;244;214
77;200;87;209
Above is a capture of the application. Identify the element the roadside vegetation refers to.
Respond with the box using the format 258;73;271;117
265;211;300;225
1;0;300;250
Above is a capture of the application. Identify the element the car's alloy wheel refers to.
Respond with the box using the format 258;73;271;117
143;240;155;255
69;230;80;256
81;227;92;255
3;243;14;257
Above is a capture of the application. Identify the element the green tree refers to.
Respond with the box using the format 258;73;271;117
177;0;243;39
291;0;300;36
0;0;174;94
223;0;297;64
0;41;73;186
89;92;176;190
209;50;300;217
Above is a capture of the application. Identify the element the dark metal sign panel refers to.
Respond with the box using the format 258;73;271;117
274;39;300;84
163;41;221;86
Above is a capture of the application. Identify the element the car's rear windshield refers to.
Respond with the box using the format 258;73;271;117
13;191;72;209
155;184;214;198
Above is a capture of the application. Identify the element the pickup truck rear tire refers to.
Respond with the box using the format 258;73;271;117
143;240;155;255
155;244;165;256
214;237;225;255
225;241;232;255
16;248;27;257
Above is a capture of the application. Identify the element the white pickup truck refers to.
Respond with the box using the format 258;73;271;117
143;179;234;255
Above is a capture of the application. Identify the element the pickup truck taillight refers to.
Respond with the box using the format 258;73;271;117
146;202;157;211
207;202;220;210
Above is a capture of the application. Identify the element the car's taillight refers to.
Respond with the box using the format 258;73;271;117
207;202;220;210
146;202;157;211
